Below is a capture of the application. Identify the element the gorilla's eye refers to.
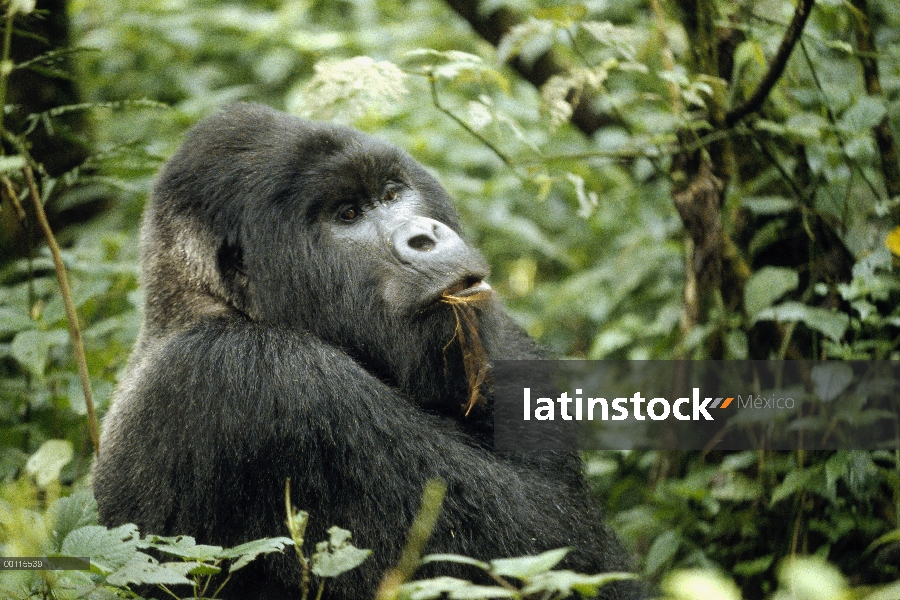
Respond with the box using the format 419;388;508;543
338;205;362;223
382;185;400;202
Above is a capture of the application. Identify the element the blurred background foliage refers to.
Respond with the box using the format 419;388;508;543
1;0;900;598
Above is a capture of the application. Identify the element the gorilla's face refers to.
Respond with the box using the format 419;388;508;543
144;103;494;404
324;182;491;312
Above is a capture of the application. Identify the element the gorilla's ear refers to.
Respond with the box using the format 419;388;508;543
217;239;250;312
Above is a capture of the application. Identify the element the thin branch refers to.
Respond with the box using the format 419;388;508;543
798;39;882;201
0;174;26;220
23;165;100;457
725;0;816;126
851;0;900;200
428;76;515;169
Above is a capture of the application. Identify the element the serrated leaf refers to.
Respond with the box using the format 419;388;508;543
745;267;799;317
25;439;73;487
53;489;99;549
61;524;140;573
144;534;223;561
222;536;293;572
490;547;570;579
105;552;194;587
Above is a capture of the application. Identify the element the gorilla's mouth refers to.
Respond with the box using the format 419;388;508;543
444;276;492;299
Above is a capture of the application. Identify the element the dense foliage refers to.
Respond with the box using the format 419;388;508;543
0;0;899;598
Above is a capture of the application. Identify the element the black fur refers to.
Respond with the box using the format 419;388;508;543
92;103;641;599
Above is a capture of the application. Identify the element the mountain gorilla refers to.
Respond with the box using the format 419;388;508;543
92;103;641;599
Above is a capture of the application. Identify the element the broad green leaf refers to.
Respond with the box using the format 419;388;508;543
733;555;774;577
61;524;140;574
490;547;570;578
522;570;634;596
742;196;798;215
105;552;194;587
25;440;73;487
0;155;26;173
744;267;798;317
52;489;99;549
311;526;371;578
143;534;223;561
644;530;679;576
753;302;849;341
810;363;854;401
222;536;294;572
11;329;52;378
399;576;516;600
777;557;846;600
0;306;33;335
663;569;742;600
840;96;887;134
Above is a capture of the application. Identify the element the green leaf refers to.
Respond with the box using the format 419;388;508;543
399;576;517;600
733;555;774;577
0;306;34;335
742;196;798;215
53;490;99;549
744;267;799;317
311;526;371;578
420;554;490;571
222;536;294;572
770;466;825;505
61;524;140;574
25;439;73;487
105;552;194;587
11;329;52;378
840;96;887;134
0;155;26;174
644;530;679;576
663;569;742;600
753;302;849;341
143;534;223;561
810;363;854;401
777;557;846;600
489;547;570;578
522;570;634;596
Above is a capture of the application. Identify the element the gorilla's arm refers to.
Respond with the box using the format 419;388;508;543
94;318;636;599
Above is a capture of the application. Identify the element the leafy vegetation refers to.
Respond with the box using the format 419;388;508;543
1;0;899;598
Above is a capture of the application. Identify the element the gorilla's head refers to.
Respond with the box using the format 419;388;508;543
142;103;496;410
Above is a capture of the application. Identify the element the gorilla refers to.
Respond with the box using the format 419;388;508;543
92;103;641;599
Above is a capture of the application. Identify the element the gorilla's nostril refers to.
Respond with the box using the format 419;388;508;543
408;234;436;251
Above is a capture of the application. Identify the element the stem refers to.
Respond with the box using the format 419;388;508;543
725;0;816;126
428;76;514;169
23;165;100;456
0;10;14;147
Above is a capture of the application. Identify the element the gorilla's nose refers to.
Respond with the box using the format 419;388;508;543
392;217;459;262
